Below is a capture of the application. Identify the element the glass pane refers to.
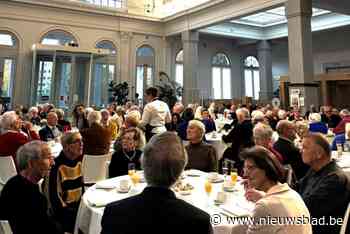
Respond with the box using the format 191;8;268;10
175;64;183;88
37;61;53;103
212;53;230;66
96;40;117;54
0;34;15;46
136;66;144;99
92;63;114;107
1;59;14;97
137;46;154;57
222;68;231;99
93;64;103;107
58;63;72;109
244;69;253;97
176;50;183;62
245;56;259;68
41;30;77;46
212;67;221;99
146;67;153;87
253;70;260;100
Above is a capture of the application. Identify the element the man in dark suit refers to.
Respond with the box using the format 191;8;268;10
39;112;63;141
299;133;350;234
101;132;212;234
273;120;309;180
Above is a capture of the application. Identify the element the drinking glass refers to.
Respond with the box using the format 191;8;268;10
222;160;229;179
230;168;238;186
204;180;212;207
128;163;136;177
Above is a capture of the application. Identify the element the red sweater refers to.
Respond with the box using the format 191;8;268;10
0;131;31;171
333;115;350;135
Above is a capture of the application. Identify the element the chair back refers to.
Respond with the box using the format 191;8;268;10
284;164;297;188
0;157;17;187
82;153;111;184
0;220;13;234
340;202;350;234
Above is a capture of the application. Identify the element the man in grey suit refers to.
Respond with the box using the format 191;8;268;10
101;132;212;234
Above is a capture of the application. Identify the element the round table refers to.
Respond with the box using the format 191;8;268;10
75;170;254;234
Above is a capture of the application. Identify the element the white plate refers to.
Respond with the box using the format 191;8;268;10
179;190;192;196
95;181;118;189
116;186;131;193
186;169;203;177
207;176;224;183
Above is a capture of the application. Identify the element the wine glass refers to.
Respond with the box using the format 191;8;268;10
222;160;229;179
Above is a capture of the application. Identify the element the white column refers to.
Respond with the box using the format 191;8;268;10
287;0;319;113
257;40;273;102
182;30;199;105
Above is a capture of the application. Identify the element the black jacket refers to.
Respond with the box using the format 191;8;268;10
101;187;212;234
273;137;309;180
39;125;63;141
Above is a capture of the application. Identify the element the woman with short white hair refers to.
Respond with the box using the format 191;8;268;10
308;112;328;134
185;120;218;172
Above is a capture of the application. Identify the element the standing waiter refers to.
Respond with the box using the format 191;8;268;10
139;87;171;141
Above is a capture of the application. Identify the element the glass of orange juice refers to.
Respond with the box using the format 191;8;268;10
128;163;135;177
204;180;212;207
131;173;140;186
230;168;238;186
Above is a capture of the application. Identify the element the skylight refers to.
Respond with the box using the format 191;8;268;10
231;7;331;27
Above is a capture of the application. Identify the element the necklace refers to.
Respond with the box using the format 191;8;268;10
122;149;137;161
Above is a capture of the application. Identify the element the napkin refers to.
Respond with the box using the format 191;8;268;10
87;190;116;207
220;198;254;217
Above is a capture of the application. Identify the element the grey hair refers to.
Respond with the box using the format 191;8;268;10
55;108;65;119
61;131;82;148
340;109;350;117
1;111;18;130
253;123;273;141
308;113;321;123
29;106;38;113
188;119;206;139
276;120;293;135
142;132;187;187
17;141;49;171
236;108;250;119
87;110;101;126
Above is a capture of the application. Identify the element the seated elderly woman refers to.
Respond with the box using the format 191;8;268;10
121;110;145;150
253;123;284;164
109;128;143;177
308;112;328;134
80;110;112;155
231;146;312;234
185;120;218;172
0;111;40;171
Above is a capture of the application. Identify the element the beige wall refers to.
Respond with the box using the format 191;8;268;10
0;1;165;107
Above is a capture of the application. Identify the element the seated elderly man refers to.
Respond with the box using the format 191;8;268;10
101;132;212;234
39;111;63;141
0;141;63;234
47;131;84;233
273;120;309;180
185;120;218;172
253;123;284;163
299;133;350;234
0;111;40;171
333;109;350;135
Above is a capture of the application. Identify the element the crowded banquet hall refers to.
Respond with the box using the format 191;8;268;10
1;0;350;233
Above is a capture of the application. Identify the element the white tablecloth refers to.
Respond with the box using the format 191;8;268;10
215;119;233;132
75;171;253;234
205;132;228;160
332;151;350;177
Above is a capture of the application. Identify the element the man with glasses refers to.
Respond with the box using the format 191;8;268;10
0;141;63;234
46;131;84;233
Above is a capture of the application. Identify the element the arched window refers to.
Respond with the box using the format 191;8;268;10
212;53;231;99
41;30;77;46
0;32;18;105
92;40;117;107
175;50;183;96
244;56;260;100
136;45;155;104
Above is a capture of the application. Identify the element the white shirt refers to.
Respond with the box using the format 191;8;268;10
139;99;171;134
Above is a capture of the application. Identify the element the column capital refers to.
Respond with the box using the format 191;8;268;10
257;40;271;51
286;0;312;19
120;31;133;41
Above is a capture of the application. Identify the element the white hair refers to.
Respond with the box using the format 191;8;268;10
1;111;18;130
29;106;38;113
87;111;101;126
17;141;48;171
308;113;321;123
278;110;287;120
188;119;206;139
253;123;273;141
251;110;265;123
